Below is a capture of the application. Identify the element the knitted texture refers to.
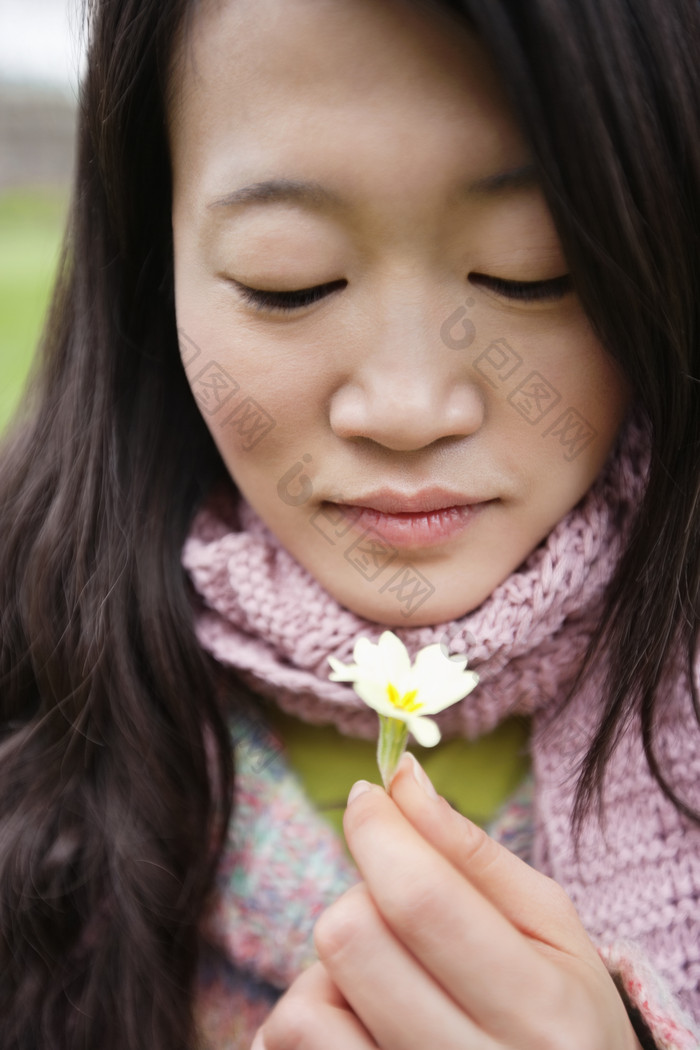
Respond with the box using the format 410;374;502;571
488;780;700;1049
599;942;700;1050
195;709;359;1050
183;411;700;1031
199;708;358;990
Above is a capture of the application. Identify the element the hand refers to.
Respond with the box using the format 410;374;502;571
253;753;644;1049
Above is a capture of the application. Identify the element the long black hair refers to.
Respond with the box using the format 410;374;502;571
0;1;232;1046
0;0;698;1047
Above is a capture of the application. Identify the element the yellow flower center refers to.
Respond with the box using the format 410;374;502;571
386;682;422;713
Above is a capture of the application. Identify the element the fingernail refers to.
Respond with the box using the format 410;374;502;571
347;779;372;806
405;752;439;799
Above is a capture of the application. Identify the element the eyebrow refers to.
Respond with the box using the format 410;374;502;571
206;163;540;213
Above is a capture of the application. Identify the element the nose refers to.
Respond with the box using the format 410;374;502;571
328;297;485;452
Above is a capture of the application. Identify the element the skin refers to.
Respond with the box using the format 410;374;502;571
169;0;631;629
169;0;641;1045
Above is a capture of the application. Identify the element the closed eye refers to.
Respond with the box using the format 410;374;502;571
232;279;347;313
231;271;572;313
469;273;572;302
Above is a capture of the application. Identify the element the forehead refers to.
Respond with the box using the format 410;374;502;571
167;0;529;211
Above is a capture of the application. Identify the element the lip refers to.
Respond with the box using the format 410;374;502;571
336;487;490;515
328;488;494;549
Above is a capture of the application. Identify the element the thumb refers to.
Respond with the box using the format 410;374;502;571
389;752;599;964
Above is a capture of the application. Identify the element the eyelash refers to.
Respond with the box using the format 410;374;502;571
233;273;572;313
235;280;347;312
470;273;572;302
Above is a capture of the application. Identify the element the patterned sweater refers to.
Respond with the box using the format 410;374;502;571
192;707;700;1050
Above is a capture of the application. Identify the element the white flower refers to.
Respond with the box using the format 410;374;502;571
328;630;479;786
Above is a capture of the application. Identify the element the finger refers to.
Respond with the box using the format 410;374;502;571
388;753;601;966
314;882;492;1050
342;780;561;1040
260;961;377;1050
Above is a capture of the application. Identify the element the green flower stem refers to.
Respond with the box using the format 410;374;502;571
377;715;409;790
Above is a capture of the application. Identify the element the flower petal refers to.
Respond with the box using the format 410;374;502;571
348;636;398;685
418;671;480;713
413;642;467;675
375;631;412;678
409;646;479;712
352;635;380;668
407;715;441;747
327;655;360;682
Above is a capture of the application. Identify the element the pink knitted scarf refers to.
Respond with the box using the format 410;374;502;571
182;411;647;740
183;409;700;1029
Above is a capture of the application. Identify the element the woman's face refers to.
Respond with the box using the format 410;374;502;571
169;0;630;627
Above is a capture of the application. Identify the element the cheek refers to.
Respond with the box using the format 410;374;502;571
175;318;329;513
542;331;630;427
472;304;630;475
173;245;342;514
174;255;329;412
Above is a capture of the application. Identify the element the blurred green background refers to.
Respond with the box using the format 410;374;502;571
0;188;68;433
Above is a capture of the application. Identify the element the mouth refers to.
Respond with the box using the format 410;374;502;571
326;488;494;549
